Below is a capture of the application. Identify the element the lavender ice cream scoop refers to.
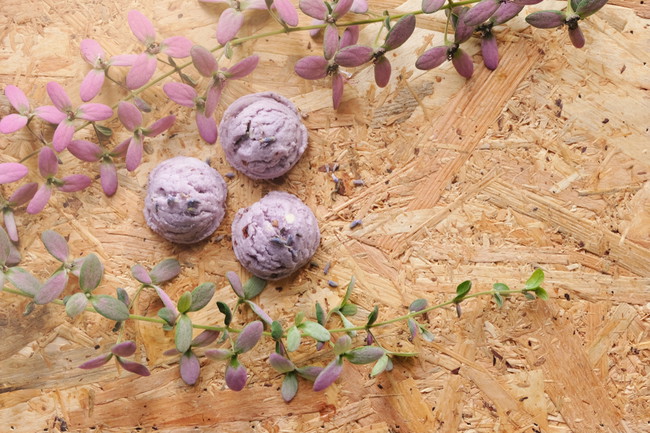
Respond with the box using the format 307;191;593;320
231;191;320;280
144;156;227;244
219;92;308;180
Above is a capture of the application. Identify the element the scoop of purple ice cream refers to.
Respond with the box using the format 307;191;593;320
144;156;227;244
219;92;308;180
231;191;320;280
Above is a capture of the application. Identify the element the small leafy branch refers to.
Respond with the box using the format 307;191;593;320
0;227;548;401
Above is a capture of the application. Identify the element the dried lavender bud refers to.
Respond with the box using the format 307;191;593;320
328;280;339;288
352;179;364;186
349;219;363;229
323;262;331;275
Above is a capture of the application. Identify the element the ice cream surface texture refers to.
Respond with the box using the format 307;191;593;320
144;156;227;244
231;191;320;280
219;92;308;179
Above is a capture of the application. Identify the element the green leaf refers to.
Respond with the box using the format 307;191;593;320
131;264;152;285
338;312;357;337
271;321;283;340
116;287;130;306
525;268;545;289
243;276;267;299
346;346;385;364
366;306;379;327
453;280;472;303
94;124;113;137
157;307;177;326
175;314;193;353
149;258;181;284
534;287;549;300
90;295;130;321
419;325;435;342
299;321;331;342
339;303;357;316
371;354;389;377
65;292;88;318
281;372;298;402
493;282;509;292
217;301;232;326
493;292;504;308
294;311;305;327
315;302;326;325
523;291;536;300
333;335;352;355
6;267;40;296
409;298;428;312
286;325;301;352
41;230;69;263
177;291;192;314
79;253;104;293
341;276;356;306
0;226;11;265
189;282;215;312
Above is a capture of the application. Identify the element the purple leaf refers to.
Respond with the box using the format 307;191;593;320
332;73;344;109
6;267;41;296
111;341;137;357
409;298;428;312
125;135;143;172
180;350;201;385
217;8;244;45
281;372;298;402
422;0;445;13
383;14;416;50
117;357;151;376
333;335;352;355
34;106;66;124
150;258;181;284
3;210;18;243
66;292;88;317
492;2;524;24
525;11;566;28
226;271;245;298
52;120;75;152
345;346;385;364
0;114;28;134
41;230;69;262
126;53;157;90
80;70;106;102
100;162;118;197
128;10;156;44
323;25;339;61
351;0;368;13
91;295;130;321
163;348;180;356
80;39;105;65
77;103;113;121
9;182;38;206
299;0;327;19
79;253;104;292
408;318;418;340
273;0;299;26
4;85;30;112
205;348;233;361
226;55;259;79
46;81;72;112
131;264;153;284
110;54;138;66
335;45;373;67
79;353;112;369
59;174;92;192
340;25;360;48
245;300;273;325
294;56;328;80
205;84;223;117
225;361;248;391
196;111;218;144
332;0;354;17
6;241;20;266
144;115;175;137
0;162;28;184
374;56;391;88
26;184;52;214
464;0;500;26
313;357;343;391
191;330;220;347
512;0;543;3
452;48;474;78
481;33;499;70
296;365;323;381
234;320;263;353
112;137;130;157
117;102;142;131
155;285;180;321
191;45;218;77
162;36;193;58
569;24;585;48
68;140;102;162
454;8;475;44
269;352;295;373
0;226;10;264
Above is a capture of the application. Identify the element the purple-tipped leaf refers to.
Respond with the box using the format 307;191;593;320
100;162;118;197
269;353;295;373
225;360;247;391
117;357;151;376
5;85;30;112
68;140;102;162
481;33;499;70
576;0;608;18
332;0;354;17
374;56;391;88
323;25;339;61
144;115;175;137
46;81;72;112
110;54;138;66
155;285;180;321
131;264;153;284
34;271;68;305
191;45;218;77
91;295;130;321
294;56;328;80
59;174;92;192
175;314;193;353
38;147;58;178
452;48;474;78
492;2;524;24
6;267;41;296
128;10;156;44
150;258;181;284
226;271;244;298
126;53;157;90
0;113;28;134
77;103;113;121
191;330;220;347
296;365;323;381
333;335;353;355
196;112;218;144
525;11;566;28
346;346;385;364
383;14;416;50
422;0;445;13
79;353;112;369
234;320;263;353
8;182;38;206
335;45;373;67
568;25;585;48
454;9;475;44
117;102;143;131
26;184;52;214
273;0;299;26
52;121;75;152
65;292;88;317
217;8;244;45
162;36;193;58
205;348;233;361
409;298;428;312
313;357;343;391
111;341;137;357
3;211;18;243
245;300;273;325
299;0;327;19
341;25;360;48
6;242;20;266
464;0;500;26
180;350;201;385
79;253;104;293
125;135;143;172
0;162;28;184
416;46;448;70
226;55;259;79
35;106;66;124
281;372;298;402
41;230;69;263
80;39;105;65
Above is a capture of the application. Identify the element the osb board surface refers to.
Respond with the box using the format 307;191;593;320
0;0;649;432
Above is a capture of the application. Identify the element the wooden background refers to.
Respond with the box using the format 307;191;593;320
1;0;649;431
